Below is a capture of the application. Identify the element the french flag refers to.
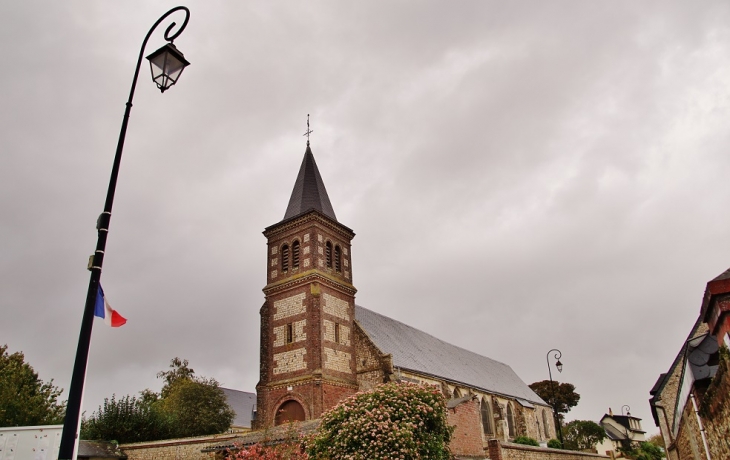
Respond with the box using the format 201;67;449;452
94;285;127;327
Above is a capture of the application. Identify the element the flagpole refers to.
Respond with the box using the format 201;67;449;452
58;7;191;459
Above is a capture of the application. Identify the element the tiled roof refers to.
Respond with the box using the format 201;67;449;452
281;145;337;222
221;388;256;429
355;305;547;405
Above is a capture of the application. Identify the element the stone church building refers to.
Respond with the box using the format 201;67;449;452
254;141;556;447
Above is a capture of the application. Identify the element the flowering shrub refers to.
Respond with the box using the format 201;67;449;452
226;441;309;460
307;382;454;459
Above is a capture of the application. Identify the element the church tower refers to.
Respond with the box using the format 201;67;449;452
255;142;357;427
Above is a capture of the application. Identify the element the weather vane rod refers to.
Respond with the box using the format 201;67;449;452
303;114;313;145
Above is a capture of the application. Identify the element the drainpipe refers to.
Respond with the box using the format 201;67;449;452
689;393;711;460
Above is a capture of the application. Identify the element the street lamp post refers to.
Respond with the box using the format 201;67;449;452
546;348;564;446
621;405;631;416
58;7;191;460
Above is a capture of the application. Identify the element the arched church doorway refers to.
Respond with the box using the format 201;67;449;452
275;399;306;425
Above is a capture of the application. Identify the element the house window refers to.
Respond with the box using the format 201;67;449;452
334;323;340;344
281;244;290;272
481;398;494;436
334;245;342;272
326;241;333;268
286;323;293;344
506;403;515;438
452;388;461;399
292;240;300;269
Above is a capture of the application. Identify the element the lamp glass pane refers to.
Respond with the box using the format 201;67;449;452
149;52;168;78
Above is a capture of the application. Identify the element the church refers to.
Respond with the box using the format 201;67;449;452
253;140;556;447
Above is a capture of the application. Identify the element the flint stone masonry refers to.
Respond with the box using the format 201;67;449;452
303;246;310;254
273;293;306;320
303;258;310;267
318;234;323;242
318;247;324;255
273;348;307;375
271;247;278;255
303;233;310;242
324;347;351;373
323;293;349;320
271;270;277;279
340;324;351;346
323;320;351;345
271;258;277;266
273;319;307;347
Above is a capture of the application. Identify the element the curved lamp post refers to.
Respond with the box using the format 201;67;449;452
621;404;631;416
546;348;564;446
59;7;191;459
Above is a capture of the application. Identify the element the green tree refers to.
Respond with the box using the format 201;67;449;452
81;395;174;443
308;382;454;459
0;345;66;427
561;420;607;451
159;376;234;438
528;380;580;421
82;358;233;443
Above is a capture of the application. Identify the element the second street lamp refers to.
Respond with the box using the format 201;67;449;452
58;7;191;460
546;348;564;446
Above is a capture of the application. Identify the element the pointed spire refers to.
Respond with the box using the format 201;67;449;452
282;144;337;222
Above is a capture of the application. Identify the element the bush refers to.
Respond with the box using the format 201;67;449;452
307;382;453;459
513;436;539;446
547;439;563;449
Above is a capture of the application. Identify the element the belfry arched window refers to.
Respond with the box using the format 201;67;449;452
334;245;342;272
292;240;300;269
326;241;333;268
481;398;494;436
506;403;515;438
275;400;305;425
281;244;290;272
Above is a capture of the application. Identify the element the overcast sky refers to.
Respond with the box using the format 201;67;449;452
3;1;730;435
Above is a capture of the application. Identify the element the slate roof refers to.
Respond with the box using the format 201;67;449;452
78;440;127;459
221;388;256;429
354;305;548;405
281;145;337;223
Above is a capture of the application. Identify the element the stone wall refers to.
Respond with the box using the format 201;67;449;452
487;440;609;460
120;434;237;460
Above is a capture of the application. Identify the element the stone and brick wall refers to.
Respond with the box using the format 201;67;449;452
120;434;237;460
487;440;609;460
447;397;486;458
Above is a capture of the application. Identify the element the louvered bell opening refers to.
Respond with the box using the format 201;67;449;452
334;246;341;272
282;245;290;272
146;43;190;93
292;241;300;268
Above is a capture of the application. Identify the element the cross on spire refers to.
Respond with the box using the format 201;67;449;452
303;114;313;145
